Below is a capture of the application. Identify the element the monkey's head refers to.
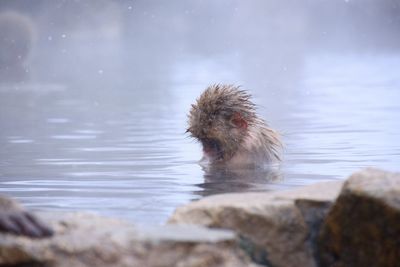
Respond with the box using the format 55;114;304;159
187;84;256;163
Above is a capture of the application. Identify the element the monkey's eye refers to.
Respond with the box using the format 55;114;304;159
220;111;231;120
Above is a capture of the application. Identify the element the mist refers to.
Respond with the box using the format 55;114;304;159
1;0;399;88
0;1;399;223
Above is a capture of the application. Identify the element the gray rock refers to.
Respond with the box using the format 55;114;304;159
318;168;400;267
0;212;260;267
169;180;344;267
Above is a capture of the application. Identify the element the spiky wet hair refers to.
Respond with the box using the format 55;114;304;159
187;84;257;135
188;84;282;164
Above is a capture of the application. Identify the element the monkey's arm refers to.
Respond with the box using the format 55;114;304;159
0;195;53;238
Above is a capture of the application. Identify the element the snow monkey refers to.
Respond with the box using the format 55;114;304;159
187;84;282;168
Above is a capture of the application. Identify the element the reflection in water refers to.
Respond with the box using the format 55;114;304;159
0;1;399;224
198;165;282;197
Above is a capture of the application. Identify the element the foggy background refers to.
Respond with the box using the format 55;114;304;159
0;0;399;223
1;0;399;88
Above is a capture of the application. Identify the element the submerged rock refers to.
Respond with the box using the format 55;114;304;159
318;168;400;267
0;212;259;267
169;180;344;267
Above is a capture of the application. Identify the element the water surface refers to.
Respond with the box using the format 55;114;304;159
0;53;399;224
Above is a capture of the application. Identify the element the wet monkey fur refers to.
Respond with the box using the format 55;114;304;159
187;84;282;168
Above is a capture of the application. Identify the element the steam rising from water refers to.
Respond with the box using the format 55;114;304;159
1;0;399;86
0;1;399;223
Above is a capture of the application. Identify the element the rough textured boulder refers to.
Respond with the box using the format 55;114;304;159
4;168;396;267
169;181;344;267
0;212;260;267
318;168;400;267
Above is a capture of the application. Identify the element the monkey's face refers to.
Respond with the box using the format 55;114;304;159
187;85;257;164
187;108;249;163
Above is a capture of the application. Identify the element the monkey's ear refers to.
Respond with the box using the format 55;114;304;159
231;112;248;129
